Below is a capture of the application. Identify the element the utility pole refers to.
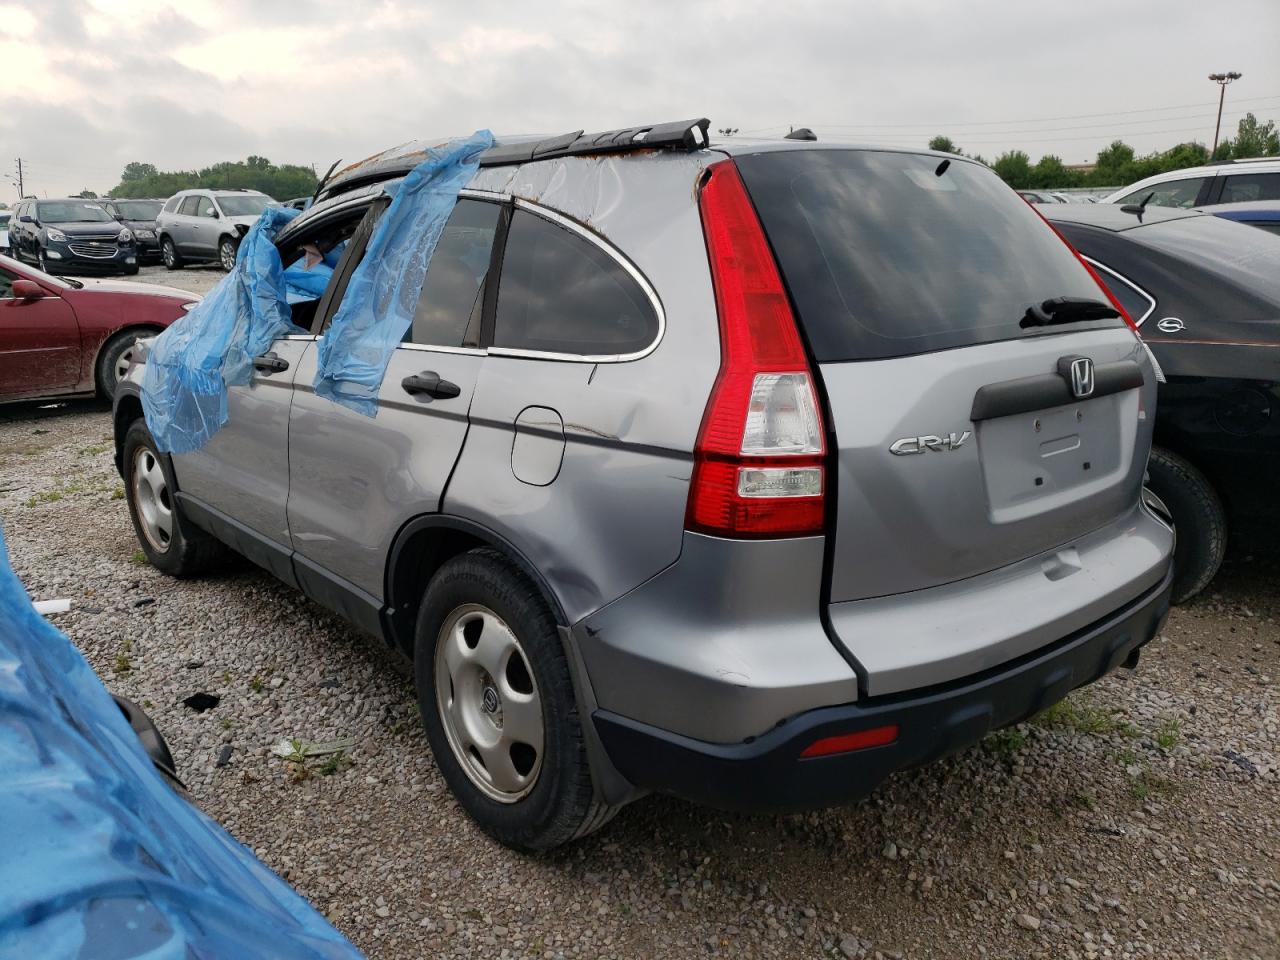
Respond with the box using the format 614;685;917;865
15;158;23;199
1209;71;1242;154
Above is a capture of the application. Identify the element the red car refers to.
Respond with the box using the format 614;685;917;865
0;253;197;402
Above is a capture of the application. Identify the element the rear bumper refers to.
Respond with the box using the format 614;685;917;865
592;562;1172;813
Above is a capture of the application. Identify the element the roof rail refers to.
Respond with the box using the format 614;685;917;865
478;118;710;167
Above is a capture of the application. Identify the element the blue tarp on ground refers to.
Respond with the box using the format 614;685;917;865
313;129;492;416
141;206;304;454
0;526;363;959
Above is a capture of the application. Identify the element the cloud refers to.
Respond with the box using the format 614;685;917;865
6;0;1280;197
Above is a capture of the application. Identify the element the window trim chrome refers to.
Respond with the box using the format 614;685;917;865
1083;255;1156;327
485;198;666;364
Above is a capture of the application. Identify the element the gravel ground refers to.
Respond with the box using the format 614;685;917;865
2;276;1276;959
130;261;226;296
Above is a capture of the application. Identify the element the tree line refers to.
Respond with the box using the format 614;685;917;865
105;156;319;200
928;112;1279;190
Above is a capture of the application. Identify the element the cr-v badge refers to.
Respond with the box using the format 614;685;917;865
889;432;971;455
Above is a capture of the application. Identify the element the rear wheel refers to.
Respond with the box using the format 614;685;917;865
161;237;183;270
414;548;615;850
1146;447;1227;604
218;236;238;271
122;420;224;577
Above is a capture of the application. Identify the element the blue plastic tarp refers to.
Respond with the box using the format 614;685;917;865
313;129;493;416
141;206;305;454
0;526;363;959
283;241;346;305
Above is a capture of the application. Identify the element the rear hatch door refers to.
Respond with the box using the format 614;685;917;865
736;149;1151;605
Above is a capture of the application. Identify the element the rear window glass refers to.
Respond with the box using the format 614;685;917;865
494;209;658;357
736;150;1111;361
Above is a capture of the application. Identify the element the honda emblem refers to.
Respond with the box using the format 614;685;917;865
1069;357;1094;399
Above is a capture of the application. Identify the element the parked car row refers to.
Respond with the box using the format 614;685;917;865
3;188;277;278
113;121;1182;851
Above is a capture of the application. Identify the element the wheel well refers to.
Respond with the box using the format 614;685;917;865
96;326;163;391
384;518;567;658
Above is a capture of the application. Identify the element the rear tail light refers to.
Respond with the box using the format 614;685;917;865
687;161;825;538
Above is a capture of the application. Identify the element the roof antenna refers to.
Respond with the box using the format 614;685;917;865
1119;190;1155;221
309;158;342;208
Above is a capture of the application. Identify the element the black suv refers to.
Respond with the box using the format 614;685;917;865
8;198;139;275
102;199;166;264
1043;203;1280;601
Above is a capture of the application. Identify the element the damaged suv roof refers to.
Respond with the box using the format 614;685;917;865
319;120;711;202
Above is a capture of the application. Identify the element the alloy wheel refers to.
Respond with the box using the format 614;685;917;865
434;603;544;803
219;240;236;271
131;447;173;553
114;344;136;389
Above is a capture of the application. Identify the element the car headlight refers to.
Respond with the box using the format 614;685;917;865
136;229;156;239
46;228;67;242
118;228;134;243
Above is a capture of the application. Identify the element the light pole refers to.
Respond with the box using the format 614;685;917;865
1209;71;1242;155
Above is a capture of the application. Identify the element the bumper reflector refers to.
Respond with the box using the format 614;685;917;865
799;724;899;758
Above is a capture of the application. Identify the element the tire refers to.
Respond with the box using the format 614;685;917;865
218;236;239;271
122;420;224;577
96;330;150;400
37;248;51;274
414;548;616;851
124;264;139;276
1146;447;1227;604
161;236;184;270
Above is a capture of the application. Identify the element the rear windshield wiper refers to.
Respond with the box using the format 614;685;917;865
1020;297;1120;329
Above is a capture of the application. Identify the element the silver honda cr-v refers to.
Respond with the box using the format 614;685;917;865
114;119;1174;851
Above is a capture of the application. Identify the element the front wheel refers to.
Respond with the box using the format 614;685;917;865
414;548;615;851
218;236;238;271
161;237;183;270
122;420;224;577
1146;447;1227;604
96;330;149;399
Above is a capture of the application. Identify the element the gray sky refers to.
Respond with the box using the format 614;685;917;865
3;0;1279;198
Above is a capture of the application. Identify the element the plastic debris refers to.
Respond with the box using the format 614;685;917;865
141;206;305;454
182;692;220;713
271;737;357;761
31;598;70;615
0;526;362;958
313;129;493;416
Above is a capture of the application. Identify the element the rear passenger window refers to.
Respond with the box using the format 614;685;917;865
408;199;502;348
1220;173;1280;203
494;209;658;357
1086;261;1154;324
179;197;201;217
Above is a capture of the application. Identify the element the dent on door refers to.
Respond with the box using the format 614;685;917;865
511;406;565;486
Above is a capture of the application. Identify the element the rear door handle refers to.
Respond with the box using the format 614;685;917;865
401;370;461;400
253;352;289;373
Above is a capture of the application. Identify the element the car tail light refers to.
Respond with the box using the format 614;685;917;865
800;724;899;758
1031;207;1138;332
687;161;825;538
